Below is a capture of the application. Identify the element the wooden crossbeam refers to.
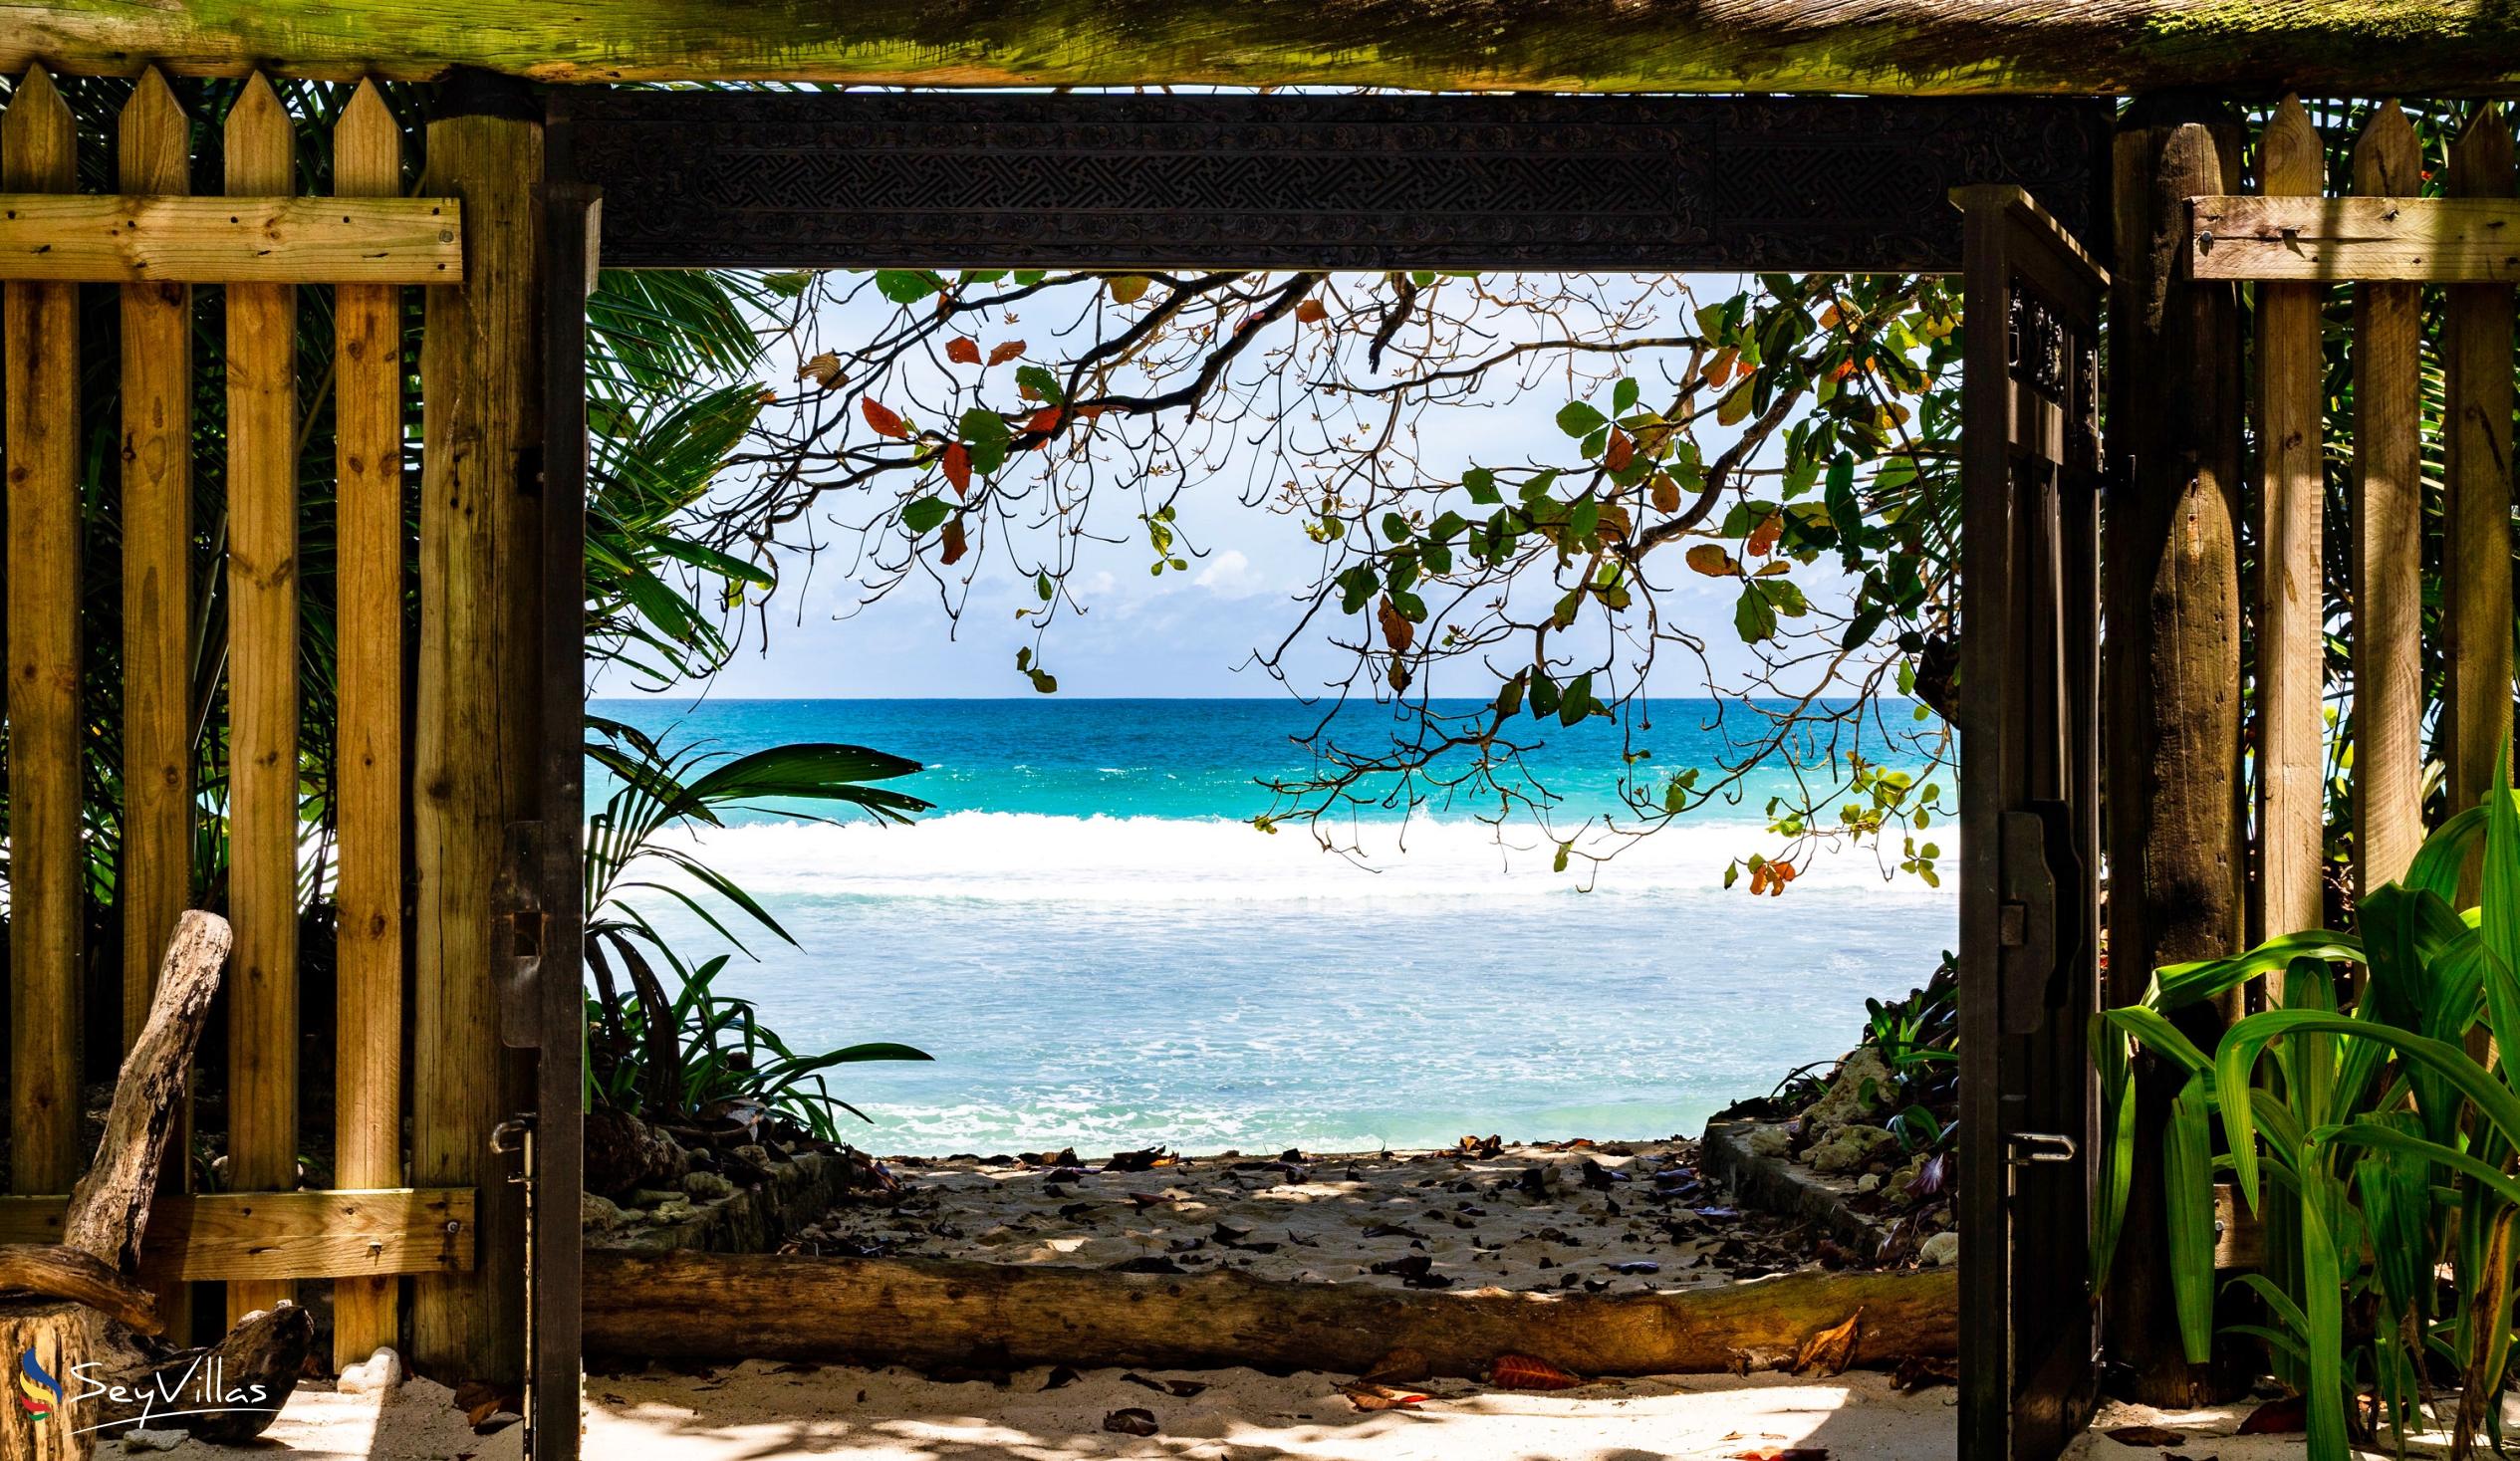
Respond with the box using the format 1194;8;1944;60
0;193;461;282
0;1189;475;1283
2188;194;2520;281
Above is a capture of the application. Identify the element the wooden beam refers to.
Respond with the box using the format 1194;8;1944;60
2189;195;2520;281
0;193;461;282
2251;97;2326;951
5;0;2520;94
586;1251;1956;1377
3;63;84;1198
222;70;301;1328
0;1190;476;1283
2350;102;2426;896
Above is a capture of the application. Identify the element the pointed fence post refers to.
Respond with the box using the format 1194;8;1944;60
2252;96;2327;952
333;77;409;1370
2444;104;2515;888
4;65;85;1200
222;72;303;1327
2348;102;2425;897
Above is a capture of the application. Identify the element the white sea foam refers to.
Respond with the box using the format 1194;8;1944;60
647;811;1953;905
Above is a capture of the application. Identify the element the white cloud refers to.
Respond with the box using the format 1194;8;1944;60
1192;549;1269;599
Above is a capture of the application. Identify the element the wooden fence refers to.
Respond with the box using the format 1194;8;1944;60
0;67;476;1368
2187;97;2518;931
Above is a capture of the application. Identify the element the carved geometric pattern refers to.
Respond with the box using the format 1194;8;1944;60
552;93;2110;275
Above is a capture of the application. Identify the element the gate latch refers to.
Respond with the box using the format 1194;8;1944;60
2005;1131;2078;1165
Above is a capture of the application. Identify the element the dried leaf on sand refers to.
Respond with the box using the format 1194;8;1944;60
1793;1310;1863;1376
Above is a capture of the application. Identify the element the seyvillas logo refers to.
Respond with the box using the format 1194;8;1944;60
16;1350;62;1420
14;1345;279;1437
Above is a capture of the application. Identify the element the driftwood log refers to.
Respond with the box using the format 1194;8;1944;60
0;912;313;1460
586;1250;1956;1378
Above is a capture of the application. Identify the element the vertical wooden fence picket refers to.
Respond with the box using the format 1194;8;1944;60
2252;96;2326;949
0;67;478;1367
4;65;82;1201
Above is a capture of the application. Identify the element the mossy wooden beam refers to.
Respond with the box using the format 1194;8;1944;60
2;0;2517;95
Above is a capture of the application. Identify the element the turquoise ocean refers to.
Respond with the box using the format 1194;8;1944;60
590;697;1956;1156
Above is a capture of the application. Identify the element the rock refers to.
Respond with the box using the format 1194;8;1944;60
121;1430;186;1453
1801;1048;1895;1134
338;1345;404;1394
1855;1173;1883;1194
580;1193;623;1233
1805;1123;1900;1175
585;1106;675;1197
733;1143;773;1167
1744;1125;1795;1160
1920;1231;1960;1267
652;1197;696;1223
681;1170;736;1201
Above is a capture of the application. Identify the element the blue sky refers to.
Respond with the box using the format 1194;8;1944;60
603;273;1844;701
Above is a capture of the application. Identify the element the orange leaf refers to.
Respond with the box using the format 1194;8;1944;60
940;517;968;566
1489;1353;1582;1391
1746;513;1783;558
1295;298;1329;324
987;339;1027;366
862;398;908;440
1027;407;1064;436
1650;472;1681;515
945;336;982;365
1792;1309;1862;1376
1604;429;1634;472
941;442;972;498
1339;1381;1427;1412
1685;543;1738;578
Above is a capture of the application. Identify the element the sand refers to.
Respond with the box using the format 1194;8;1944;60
795;1138;1871;1294
130;1364;2520;1460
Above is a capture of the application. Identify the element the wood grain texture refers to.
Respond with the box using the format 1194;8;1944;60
2190;195;2520;281
2253;96;2328;949
0;1189;475;1282
0;192;460;281
221;72;301;1327
117;68;194;1048
2102;103;2247;1407
2444;106;2515;869
4;64;84;1198
330;77;406;1371
0;1299;109;1460
585;1251;1958;1376
2350;101;2425;895
0;1246;159;1335
3;0;2520;93
62;911;228;1274
412;106;541;1385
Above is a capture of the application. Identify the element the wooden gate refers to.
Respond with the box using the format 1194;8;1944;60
0;64;557;1404
1954;184;2109;1461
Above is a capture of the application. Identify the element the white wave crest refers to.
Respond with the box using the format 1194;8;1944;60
642;811;1954;905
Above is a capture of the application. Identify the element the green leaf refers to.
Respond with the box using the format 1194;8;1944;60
874;268;943;304
1555;400;1608;437
1016;364;1065;404
902;497;950;535
1462;467;1500;504
1613;376;1640;415
2163;1074;2218;1363
1734;585;1778;643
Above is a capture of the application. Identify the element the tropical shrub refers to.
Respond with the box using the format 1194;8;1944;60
580;717;935;1135
2098;777;2520;1459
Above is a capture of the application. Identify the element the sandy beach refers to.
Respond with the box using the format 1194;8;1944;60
126;1360;2492;1461
784;1137;1885;1295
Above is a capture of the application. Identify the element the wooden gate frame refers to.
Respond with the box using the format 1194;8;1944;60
546;86;2116;1460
